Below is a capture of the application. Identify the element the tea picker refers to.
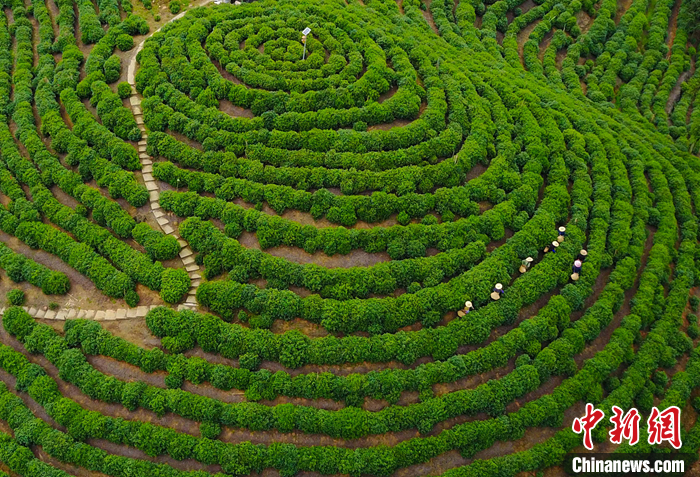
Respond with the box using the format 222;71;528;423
457;301;474;317
491;283;504;301
519;257;533;273
557;226;566;243
544;241;559;253
571;259;582;281
577;249;588;261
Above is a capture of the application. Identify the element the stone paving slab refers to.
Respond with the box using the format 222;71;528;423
150;191;160;201
139;153;150;159
182;256;195;265
162;224;174;234
153;209;165;218
186;264;199;272
179;248;192;258
146;181;159;191
2;306;155;321
152;202;161;210
143;173;154;182
189;272;202;280
142;159;153;165
142;165;153;173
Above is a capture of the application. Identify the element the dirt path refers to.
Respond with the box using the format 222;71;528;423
615;0;634;24
517;19;541;67
422;0;439;34
575;10;592;34
538;30;554;62
665;0;682;56
666;55;696;115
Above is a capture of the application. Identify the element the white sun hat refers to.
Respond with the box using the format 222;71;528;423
495;283;503;290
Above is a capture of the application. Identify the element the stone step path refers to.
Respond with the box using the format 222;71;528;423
0;305;160;321
128;17;207;310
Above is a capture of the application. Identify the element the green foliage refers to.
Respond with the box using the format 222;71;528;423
117;82;132;99
0;243;70;295
115;33;134;51
132;223;180;260
103;54;121;83
690;295;699;312
1;0;700;473
159;268;190;303
91;80;141;141
6;289;25;306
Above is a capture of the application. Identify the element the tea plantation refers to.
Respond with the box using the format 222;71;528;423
0;0;699;474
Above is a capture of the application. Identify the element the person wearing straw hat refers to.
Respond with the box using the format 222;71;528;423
571;259;582;281
458;301;474;317
577;249;588;262
544;241;559;253
519;256;533;273
491;283;504;300
557;226;566;243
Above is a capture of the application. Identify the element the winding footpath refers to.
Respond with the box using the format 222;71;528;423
126;2;221;310
0;4;220;322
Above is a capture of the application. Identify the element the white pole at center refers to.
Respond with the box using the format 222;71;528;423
302;27;311;60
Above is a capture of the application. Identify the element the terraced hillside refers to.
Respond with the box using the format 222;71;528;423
0;0;700;474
